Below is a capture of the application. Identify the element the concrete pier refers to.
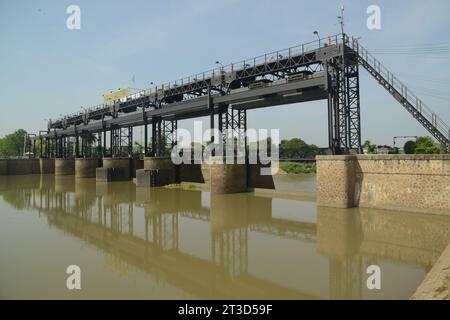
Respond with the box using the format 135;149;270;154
97;158;131;181
137;157;176;187
55;159;75;176
75;158;99;178
39;158;55;174
208;159;247;194
144;157;176;178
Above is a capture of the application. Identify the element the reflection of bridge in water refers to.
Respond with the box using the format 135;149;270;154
1;175;450;299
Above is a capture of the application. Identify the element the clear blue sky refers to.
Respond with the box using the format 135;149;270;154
1;0;449;147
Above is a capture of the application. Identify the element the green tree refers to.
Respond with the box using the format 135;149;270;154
414;136;443;154
363;140;377;154
0;129;28;157
279;138;318;158
403;140;416;154
133;141;144;154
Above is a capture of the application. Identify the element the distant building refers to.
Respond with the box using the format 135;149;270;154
377;145;393;154
362;145;394;154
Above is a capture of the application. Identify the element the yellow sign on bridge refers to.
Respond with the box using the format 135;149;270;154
103;88;129;103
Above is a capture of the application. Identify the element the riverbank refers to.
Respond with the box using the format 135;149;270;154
278;162;316;174
411;243;450;300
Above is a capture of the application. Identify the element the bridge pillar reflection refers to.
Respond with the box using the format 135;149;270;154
317;206;364;299
210;194;249;277
142;188;180;253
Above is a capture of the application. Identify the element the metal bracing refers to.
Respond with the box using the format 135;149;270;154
111;126;133;157
63;136;74;158
152;118;177;157
219;106;247;157
23;134;37;158
38;131;49;158
346;63;362;151
326;44;362;154
163;119;177;152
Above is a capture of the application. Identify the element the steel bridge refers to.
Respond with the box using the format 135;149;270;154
34;34;450;157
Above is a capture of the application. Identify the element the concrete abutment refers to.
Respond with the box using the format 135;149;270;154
316;155;450;215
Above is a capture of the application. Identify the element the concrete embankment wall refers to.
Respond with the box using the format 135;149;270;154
317;155;450;215
0;159;7;175
0;159;41;175
411;243;450;300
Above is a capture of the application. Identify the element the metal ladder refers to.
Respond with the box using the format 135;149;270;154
348;38;450;151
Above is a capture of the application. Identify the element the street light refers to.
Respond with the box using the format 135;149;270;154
313;31;321;47
150;82;157;94
215;61;224;68
313;31;320;40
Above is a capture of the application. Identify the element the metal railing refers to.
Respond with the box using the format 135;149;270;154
51;34;344;123
349;38;449;147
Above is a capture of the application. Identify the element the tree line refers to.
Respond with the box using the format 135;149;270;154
0;129;27;157
0;129;446;158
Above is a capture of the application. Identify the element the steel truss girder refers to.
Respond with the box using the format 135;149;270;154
50;39;343;131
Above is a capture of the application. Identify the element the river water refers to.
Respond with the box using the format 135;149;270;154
0;174;449;299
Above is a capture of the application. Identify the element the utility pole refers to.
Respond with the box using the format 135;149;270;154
338;3;345;36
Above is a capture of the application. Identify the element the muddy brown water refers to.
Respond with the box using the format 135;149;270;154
0;174;449;299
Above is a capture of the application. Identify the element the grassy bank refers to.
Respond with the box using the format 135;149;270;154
279;162;316;174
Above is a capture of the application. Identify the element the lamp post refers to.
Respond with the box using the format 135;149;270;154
313;31;321;47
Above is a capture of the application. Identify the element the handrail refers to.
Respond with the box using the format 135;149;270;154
349;38;449;141
51;34;344;123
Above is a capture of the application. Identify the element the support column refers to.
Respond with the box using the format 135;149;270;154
75;133;80;158
97;132;102;157
103;127;107;158
208;86;215;156
326;46;361;155
144;122;148;156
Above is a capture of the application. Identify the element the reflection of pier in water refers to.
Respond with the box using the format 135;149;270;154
2;175;450;299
